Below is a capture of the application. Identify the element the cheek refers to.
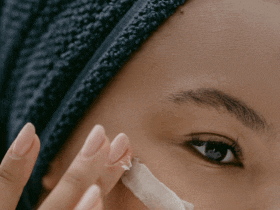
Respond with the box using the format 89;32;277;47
41;156;70;192
41;135;86;191
130;135;254;209
104;180;149;210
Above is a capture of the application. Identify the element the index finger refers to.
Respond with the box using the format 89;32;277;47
38;125;111;210
0;123;40;210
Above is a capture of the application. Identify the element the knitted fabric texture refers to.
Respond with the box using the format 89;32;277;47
0;0;187;209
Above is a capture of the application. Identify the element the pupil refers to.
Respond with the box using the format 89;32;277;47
205;142;228;161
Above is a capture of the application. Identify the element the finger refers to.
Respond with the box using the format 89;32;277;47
0;123;40;210
98;133;133;196
38;125;111;210
74;185;103;210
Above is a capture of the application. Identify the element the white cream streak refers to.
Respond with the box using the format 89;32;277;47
121;157;194;210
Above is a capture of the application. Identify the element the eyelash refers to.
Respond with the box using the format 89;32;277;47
183;134;244;167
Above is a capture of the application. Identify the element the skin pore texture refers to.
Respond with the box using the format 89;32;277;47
38;0;280;209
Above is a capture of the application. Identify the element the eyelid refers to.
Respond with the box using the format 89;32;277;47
186;132;236;145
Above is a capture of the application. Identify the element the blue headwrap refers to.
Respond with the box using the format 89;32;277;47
0;0;187;209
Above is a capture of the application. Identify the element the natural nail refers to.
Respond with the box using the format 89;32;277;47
107;133;129;165
12;122;36;157
81;125;106;157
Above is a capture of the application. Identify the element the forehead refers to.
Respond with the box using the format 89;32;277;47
181;0;280;21
157;0;280;60
116;0;280;136
136;0;280;88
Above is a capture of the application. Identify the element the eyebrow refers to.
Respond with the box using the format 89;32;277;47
166;88;270;134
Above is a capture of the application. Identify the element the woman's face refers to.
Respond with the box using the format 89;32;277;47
40;0;280;209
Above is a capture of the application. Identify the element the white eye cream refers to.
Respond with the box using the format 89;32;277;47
121;157;195;210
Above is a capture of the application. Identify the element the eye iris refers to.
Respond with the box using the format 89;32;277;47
205;142;228;161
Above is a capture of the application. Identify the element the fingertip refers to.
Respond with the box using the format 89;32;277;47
27;122;36;132
34;134;40;146
30;134;41;157
94;124;105;135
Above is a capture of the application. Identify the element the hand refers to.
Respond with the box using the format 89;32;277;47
0;123;133;210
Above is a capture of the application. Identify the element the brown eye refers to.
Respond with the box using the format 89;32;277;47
183;134;244;167
191;141;234;163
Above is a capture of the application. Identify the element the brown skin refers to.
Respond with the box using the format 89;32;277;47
39;0;280;209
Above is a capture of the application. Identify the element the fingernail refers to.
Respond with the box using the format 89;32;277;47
81;125;106;157
107;133;129;165
77;185;101;210
12;122;36;157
